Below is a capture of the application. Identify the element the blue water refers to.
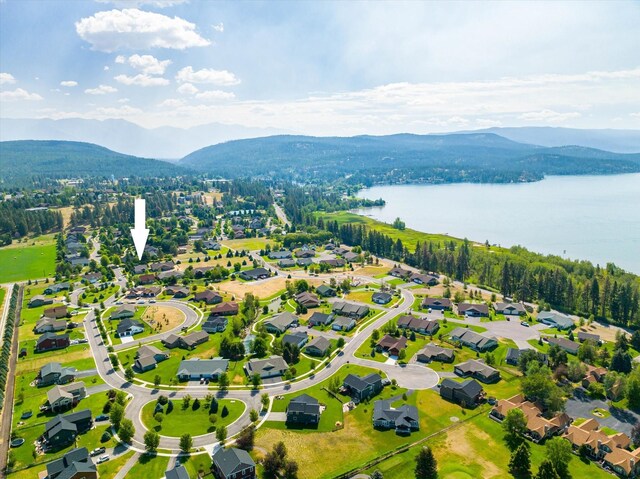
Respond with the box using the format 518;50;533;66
356;174;640;274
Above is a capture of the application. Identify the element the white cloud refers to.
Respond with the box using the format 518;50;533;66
95;105;142;116
475;118;502;127
96;0;188;8
0;72;16;85
0;88;43;101
75;8;210;52
213;22;224;33
630;112;640;118
158;98;185;108
194;90;235;101
118;98;131;103
104;66;110;71
85;84;118;95
114;74;170;86
177;82;198;95
126;54;172;74
115;55;126;64
60;80;78;87
518;109;582;123
176;66;240;86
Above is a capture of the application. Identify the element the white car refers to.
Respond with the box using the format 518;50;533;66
97;455;110;463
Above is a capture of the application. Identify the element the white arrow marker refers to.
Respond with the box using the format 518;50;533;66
130;198;149;261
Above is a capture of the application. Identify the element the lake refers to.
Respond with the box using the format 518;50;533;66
356;173;640;274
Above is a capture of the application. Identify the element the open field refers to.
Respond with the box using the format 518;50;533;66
128;453;170;478
141;397;245;436
222;237;273;252
0;243;56;283
96;451;136;479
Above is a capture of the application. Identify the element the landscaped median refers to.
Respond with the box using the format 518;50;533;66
140;396;245;437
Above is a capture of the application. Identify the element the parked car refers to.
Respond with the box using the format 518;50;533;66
149;299;156;303
90;447;106;457
95;414;109;422
521;321;530;327
115;301;123;305
98;455;110;463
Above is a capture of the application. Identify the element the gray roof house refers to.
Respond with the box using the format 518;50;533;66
416;343;455;363
307;312;332;327
332;315;356;332
342;373;383;402
332;301;369;319
46;382;87;413
449;327;498;352
116;318;144;337
239;268;271;281
264;312;299;334
46;447;96;479
454;359;501;383
494;302;527;316
212;447;256;479
546;337;581;355
177;358;229;381
202;316;228;333
165;464;190;479
373;400;419;434
372;291;393;304
538;311;574;330
439;379;484;407
268;250;292;260
286;394;321;426
305;336;331;356
39;363;77;387
457;303;490;317
316;285;336;297
245;356;288;379
282;331;309;349
110;305;135;320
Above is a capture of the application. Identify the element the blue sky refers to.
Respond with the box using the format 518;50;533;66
1;0;639;134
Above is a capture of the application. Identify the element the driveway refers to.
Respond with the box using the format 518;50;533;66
565;388;639;436
351;358;439;390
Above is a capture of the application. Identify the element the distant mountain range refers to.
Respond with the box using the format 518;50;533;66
0;118;288;159
2;131;640;187
180;133;640;183
1;118;639;159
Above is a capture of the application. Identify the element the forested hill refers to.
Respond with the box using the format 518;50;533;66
0;140;189;187
180;133;640;184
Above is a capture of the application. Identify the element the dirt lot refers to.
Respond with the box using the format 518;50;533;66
578;321;625;343
219;277;325;299
439;422;502;478
142;305;185;332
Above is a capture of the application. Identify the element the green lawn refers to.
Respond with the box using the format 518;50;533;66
0;242;57;282
127;454;171;479
79;284;120;306
178;453;212;478
141;397;245;437
96;451;136;479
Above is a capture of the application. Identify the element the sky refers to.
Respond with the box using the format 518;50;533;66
1;0;639;134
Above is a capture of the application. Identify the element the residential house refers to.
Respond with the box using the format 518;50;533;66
46;382;87;413
278;259;296;268
150;261;175;272
83;272;103;284
210;302;239;316
286;394;321;426
332;301;369;319
203;240;222;251
245;356;289;379
373;400;419;434
42;409;93;449
295;292;320;308
46;447;96;479
296;258;314;267
578;331;601;344
494;302;527;316
166;464;190;479
134;345;169;372
307;312;332;327
177;358;229;381
439;379;484;407
162;331;209;350
193;290;223;304
44;306;68;319
239;268;271;281
449;327;498;352
454;359;501;383
372;291;393;305
538;311;574;330
193;266;214;279
133;265;147;275
396;315;439;335
546;337;580;355
36;333;70;352
28;295;53;308
316;285;336;297
268;250;292;260
116;318;144;337
264;312;299;334
282;331;309;349
457;303;490;317
110;305;135;320
305;336;331;356
332;315;356;332
376;334;408;356
202;316;228;333
343;251;360;263
416;343;455;363
388;267;411;278
491;394;571;442
505;348;548;367
38;363;76;387
319;258;345;268
421;297;452;311
158;270;184;280
164;286;190;297
212;447;256;479
582;364;608;389
409;273;438;286
342;373;383;402
44;283;70;295
138;273;156;285
294;249;315;259
564;418;640;477
34;317;67;334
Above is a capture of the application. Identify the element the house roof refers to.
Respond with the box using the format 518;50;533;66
421;297;452;308
136;345;164;359
47;382;85;404
546;337;580;353
417;343;454;360
112;304;135;316
577;331;600;342
246;356;288;376
36;332;69;346
333;315;355;328
373;400;419;427
282;331;308;347
45;409;92;436
316;285;335;295
241;267;270;279
177;358;229;376
332;301;369;317
494;394;571;438
306;336;331;352
288;394;320;415
538;311;574;329
455;359;499;379
308;312;331;325
46;447;94;479
210;302;239;314
440;378;483;397
372;291;392;302
265;312;299;331
212;447;255;477
116;318;143;335
450;328;497;349
295;292;319;305
494;302;526;314
377;334;407;351
165;464;190;479
343;373;382;392
458;303;489;315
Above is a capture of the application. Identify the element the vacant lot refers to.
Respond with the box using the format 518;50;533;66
142;305;185;332
0;243;56;282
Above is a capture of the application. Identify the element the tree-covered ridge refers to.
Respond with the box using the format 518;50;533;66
0;140;190;187
181;133;640;184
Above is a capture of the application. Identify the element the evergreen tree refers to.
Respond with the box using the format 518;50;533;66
509;443;531;479
415;446;438;479
535;460;560;479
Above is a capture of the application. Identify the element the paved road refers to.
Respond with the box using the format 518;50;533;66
566;388;639;437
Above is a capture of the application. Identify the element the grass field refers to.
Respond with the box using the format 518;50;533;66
96;450;136;479
0;243;56;282
141;397;245;437
127;453;170;479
